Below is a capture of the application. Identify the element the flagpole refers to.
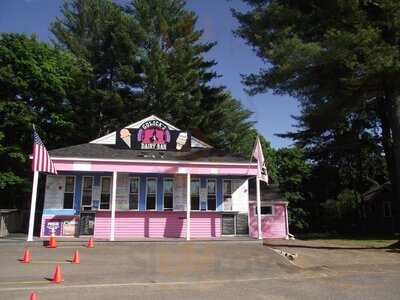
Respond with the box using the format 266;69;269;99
27;171;39;242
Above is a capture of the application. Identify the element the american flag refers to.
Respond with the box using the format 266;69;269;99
32;129;57;174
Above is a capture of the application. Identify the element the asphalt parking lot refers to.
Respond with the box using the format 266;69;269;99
0;240;399;299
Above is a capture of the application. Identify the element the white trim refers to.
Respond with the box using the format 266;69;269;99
186;173;191;240
163;177;174;211
48;156;257;167
128;176;140;211
145;177;158;211
81;176;94;211
99;176;112;210
110;171;117;241
27;171;39;242
63;175;76;209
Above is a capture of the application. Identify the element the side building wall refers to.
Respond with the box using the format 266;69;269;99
248;202;288;239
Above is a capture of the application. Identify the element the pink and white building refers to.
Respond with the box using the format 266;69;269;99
35;116;289;240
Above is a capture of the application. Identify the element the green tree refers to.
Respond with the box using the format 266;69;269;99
0;33;90;207
234;0;400;229
51;0;265;158
275;147;311;232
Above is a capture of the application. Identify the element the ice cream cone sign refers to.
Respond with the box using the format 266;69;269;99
176;132;188;150
120;128;131;148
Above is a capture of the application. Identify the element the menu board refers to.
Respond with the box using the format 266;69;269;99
44;176;65;209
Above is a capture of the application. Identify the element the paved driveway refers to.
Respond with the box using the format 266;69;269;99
0;240;399;299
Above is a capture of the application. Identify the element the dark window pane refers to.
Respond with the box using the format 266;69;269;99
146;195;156;210
260;206;272;215
63;193;74;209
207;196;216;211
129;194;138;210
191;196;200;210
164;195;173;210
100;194;110;209
65;176;75;193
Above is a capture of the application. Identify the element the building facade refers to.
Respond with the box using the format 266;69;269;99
36;116;289;240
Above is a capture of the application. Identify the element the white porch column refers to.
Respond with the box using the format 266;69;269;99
186;173;191;240
110;171;117;241
256;177;262;240
27;171;39;242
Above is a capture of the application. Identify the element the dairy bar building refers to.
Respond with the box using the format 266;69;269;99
35;116;289;240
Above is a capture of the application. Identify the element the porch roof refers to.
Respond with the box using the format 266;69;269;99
49;143;251;164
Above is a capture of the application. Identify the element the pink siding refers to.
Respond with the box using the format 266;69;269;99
94;211;221;239
53;160;258;176
249;203;288;239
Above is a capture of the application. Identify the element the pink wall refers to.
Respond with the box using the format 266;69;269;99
248;203;288;239
53;160;258;176
94;211;221;239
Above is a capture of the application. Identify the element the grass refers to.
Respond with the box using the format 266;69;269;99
296;232;400;248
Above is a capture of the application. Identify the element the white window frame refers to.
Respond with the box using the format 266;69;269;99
206;178;217;211
145;177;158;211
223;179;233;211
190;178;201;211
63;175;76;209
163;177;174;211
254;204;274;216
81;176;94;210
99;176;112;210
128;176;140;211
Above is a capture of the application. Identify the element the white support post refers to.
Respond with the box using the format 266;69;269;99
186;173;191;241
110;171;117;241
256;177;262;240
27;171;39;242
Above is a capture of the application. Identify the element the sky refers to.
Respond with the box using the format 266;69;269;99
0;0;300;148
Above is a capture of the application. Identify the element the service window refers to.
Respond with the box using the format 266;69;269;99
63;176;75;209
129;177;139;210
163;178;174;211
191;179;200;210
100;177;111;209
146;178;157;210
81;177;93;209
223;179;232;210
207;179;217;211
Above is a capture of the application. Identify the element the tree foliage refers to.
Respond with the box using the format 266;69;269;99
234;0;400;231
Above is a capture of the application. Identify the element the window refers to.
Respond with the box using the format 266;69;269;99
207;179;216;211
100;177;111;209
223;180;232;210
384;202;392;218
146;178;157;210
63;176;75;209
163;178;174;211
255;205;273;216
81;177;93;209
129;177;139;210
191;179;200;210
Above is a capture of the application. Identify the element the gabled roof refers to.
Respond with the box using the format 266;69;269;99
90;115;212;149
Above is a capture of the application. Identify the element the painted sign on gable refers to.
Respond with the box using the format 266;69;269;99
116;120;191;151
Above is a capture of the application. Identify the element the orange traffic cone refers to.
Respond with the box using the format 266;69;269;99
87;237;94;248
71;250;80;264
29;292;38;300
52;265;63;284
47;234;57;249
20;249;32;263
